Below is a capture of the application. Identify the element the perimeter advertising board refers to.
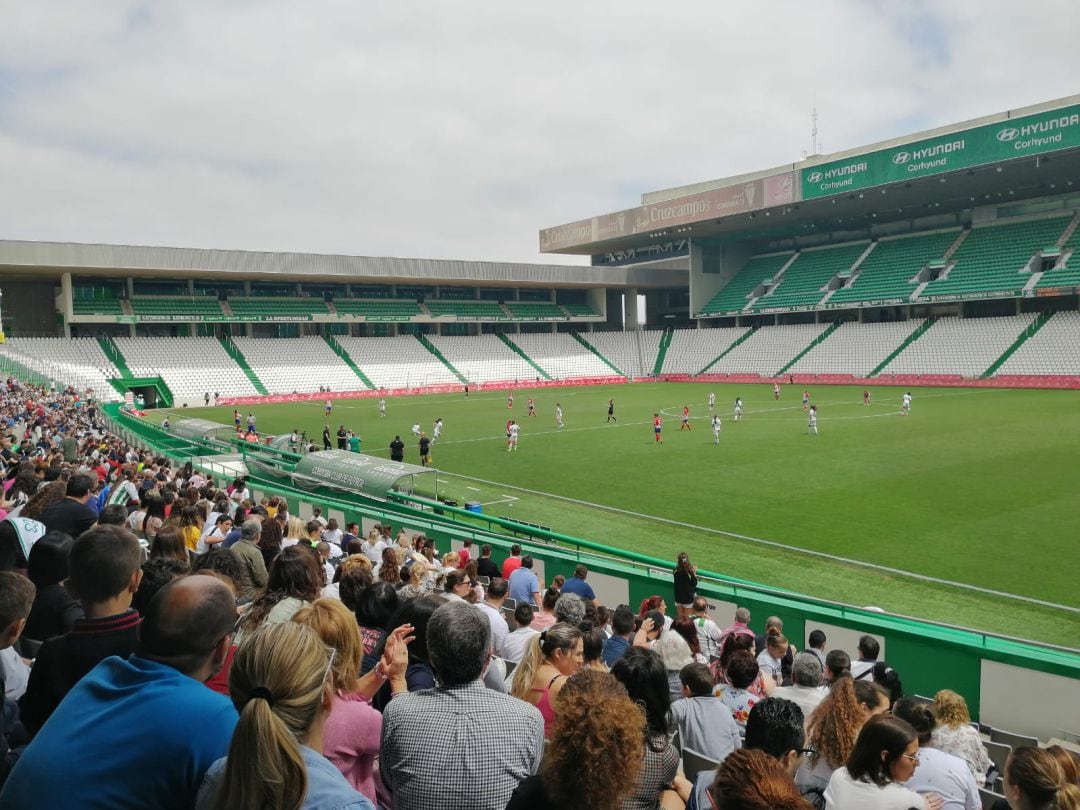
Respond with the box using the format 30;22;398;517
802;103;1080;199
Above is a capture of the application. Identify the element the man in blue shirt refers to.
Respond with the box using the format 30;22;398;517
558;564;597;605
507;556;540;606
601;604;635;667
0;575;240;809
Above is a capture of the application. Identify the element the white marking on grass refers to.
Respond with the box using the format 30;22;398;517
439;470;1080;615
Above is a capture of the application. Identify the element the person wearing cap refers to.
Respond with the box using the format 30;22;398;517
231;520;269;602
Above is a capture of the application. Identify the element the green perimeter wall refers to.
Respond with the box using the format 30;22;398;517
104;406;1080;740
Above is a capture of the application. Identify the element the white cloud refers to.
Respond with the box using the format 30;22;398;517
0;0;1077;264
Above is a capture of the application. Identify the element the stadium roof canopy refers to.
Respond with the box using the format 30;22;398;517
540;95;1080;260
0;240;683;289
292;449;435;498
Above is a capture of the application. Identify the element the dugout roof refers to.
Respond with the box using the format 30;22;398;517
540;94;1080;260
292;449;436;498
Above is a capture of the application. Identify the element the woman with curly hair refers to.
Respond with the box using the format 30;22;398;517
929;689;990;785
257;517;284;571
710;748;813;810
377;547;402;586
18;480;65;521
796;677;890;804
506;670;645;810
232;545;322;646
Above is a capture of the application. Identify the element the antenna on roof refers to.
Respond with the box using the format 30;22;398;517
801;96;822;160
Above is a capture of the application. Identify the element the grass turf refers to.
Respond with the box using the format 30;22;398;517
161;382;1080;647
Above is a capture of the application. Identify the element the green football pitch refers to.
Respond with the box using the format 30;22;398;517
159;382;1080;648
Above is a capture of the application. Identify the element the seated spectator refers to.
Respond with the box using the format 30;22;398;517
372;596;442;706
194;621;372;809
717;650;764;732
0;572;35;787
671;615;708;665
441;569;473;603
95;503;128;527
503;602;540;664
559;563;597;604
806;629;827;671
476;577;509;657
22;531;81;643
892;698;979;810
611;647;692;809
475;543;500;580
796;677;890;803
2;575;240;809
822;715;939;810
822;650;850;686
257;516;284;572
553;591;587;629
150;524;189;563
872;661;904;709
717;606;754;650
849;635;879;680
195;513;232;554
19;525;143;737
377;546;402;587
714;632;775;701
772;652;826;720
398;558;432;599
1002;746;1080;810
132;557;190;615
601;603;635;666
671;662;741;763
929;690;989;786
228;519;267;602
757;626;791;686
581;626;607;671
688;598;722;660
292;598;410;805
334;558;373;610
510;622;583;738
709;748;813;810
360;529;387;566
380;601;544;810
354;581;399;674
232;544;321;646
40;474;97;537
654;626;695;702
531;587;559;631
506;670;645;810
638;595;674;631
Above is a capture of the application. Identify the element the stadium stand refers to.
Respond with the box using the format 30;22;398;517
751;242;869;312
919;215;1072;300
508;333;615;379
660;327;752;374
1035;220;1080;289
231;337;365;393
788;320;927;377
828;230;960;306
334;335;461;388
331;299;422;318
699;252;794;315
560;302;600;317
427;335;541;383
995;311;1080;375
129;296;224;318
227;296;330;317
424;300;508;319
707;323;830;376
72;296;124;316
583;330;657;377
0;337;122;399
877;313;1037;377
504;301;566;320
112;337;259;404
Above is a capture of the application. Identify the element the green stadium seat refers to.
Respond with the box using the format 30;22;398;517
699;252;793;315
506;302;565;319
829;230;959;306
129;296;224;317
333;299;422;318
750;242;867;312
72;297;124;315
425;300;508;318
227;297;329;316
561;302;599;316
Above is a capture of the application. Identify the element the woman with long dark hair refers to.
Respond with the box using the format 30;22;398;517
673;552;697;618
233;545;321;646
23;531;82;641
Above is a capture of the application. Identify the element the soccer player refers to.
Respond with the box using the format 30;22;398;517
808;404;819;436
204;392;210;406
680;405;691;431
707;392;716;412
734;397;743;422
433;418;443;442
506;418;513;446
653;413;663;444
507;391;514;409
863;389;871;407
411;423;421;437
379;398;387;417
527;397;536;417
233;409;241;429
801;389;810;412
555;403;564;429
507;421;519;451
463;383;469;398
247;412;256;432
711;414;721;445
325;399;332;417
902;391;912;415
773;382;780;400
162;416;171;433
607;398;616;423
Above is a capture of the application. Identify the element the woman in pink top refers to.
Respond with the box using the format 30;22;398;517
509;622;583;738
292;598;412;805
530;587;560;632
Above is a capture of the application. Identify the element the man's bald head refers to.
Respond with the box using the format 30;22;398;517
138;574;237;676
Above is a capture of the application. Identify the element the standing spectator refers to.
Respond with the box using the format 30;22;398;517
380;601;544;810
360;528;387;567
508;556;540;606
806;629;828;670
19;526;143;738
2;576;239;809
40;474;97;537
501;543;523;580
475;544;500;580
849;635;880;680
601;604;635;666
194;621;371;810
257;517;284;573
673;551;698;618
689;597;723;660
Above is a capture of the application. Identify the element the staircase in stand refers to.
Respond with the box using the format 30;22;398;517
219;337;268;395
498;334;552;380
415;334;468;384
324;335;375;389
571;332;625;377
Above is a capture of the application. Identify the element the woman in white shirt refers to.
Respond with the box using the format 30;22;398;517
824;715;943;810
892;698;980;810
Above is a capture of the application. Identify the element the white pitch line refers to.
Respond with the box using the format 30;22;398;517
437;470;1080;614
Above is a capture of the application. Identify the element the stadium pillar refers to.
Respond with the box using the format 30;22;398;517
625;288;640;330
60;273;73;338
126;277;134;298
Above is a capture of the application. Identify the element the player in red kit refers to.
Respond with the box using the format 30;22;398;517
680;405;691;431
653;413;663;444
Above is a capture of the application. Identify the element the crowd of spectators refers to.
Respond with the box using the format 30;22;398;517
0;378;1077;809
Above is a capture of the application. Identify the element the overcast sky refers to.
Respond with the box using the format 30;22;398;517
1;1;1078;265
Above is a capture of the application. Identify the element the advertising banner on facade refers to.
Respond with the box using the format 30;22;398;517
801;103;1080;200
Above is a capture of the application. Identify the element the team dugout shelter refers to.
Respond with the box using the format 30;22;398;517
539;95;1080;328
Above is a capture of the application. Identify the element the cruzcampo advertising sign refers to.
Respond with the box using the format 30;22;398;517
802;103;1080;200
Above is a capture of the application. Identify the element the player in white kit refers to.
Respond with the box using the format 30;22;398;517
734;397;743;422
902;392;912;415
410;423;421;436
711;414;721;444
432;418;443;443
808;405;818;435
379;398;387;417
507;421;520;451
707;392;716;412
555;404;564;428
